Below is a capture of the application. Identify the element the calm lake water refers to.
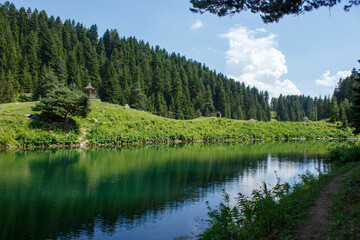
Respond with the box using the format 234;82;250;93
0;141;341;240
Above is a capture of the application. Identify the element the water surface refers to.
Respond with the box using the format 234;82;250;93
0;141;340;239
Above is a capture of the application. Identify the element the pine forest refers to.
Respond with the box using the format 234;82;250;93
0;2;358;124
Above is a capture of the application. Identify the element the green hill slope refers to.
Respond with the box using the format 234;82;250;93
0;100;355;148
0;3;271;121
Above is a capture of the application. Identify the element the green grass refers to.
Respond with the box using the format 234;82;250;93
197;160;360;240
195;144;360;240
326;166;360;240
0;100;356;147
325;145;360;240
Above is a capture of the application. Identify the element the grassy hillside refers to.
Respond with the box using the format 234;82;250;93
0;100;355;147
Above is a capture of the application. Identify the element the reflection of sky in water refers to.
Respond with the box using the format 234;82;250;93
1;142;337;240
83;154;327;240
225;154;327;205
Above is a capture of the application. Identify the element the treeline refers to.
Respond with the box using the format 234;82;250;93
271;69;359;125
0;2;271;120
333;69;360;128
271;95;331;122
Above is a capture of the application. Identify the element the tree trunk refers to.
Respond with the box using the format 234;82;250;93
65;113;69;125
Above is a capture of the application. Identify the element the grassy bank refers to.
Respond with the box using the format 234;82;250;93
198;163;360;240
327;166;360;240
326;146;360;240
0;100;356;148
196;144;360;239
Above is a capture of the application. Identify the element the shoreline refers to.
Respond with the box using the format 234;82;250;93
0;137;356;150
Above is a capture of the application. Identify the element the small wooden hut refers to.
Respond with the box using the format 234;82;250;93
81;83;98;99
209;112;222;118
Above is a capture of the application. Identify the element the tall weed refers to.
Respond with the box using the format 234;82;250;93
198;172;320;240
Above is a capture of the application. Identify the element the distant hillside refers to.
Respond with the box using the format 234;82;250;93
0;100;354;148
0;2;271;121
270;69;359;125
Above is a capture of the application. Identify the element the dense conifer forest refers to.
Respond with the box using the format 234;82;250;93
271;69;359;125
0;2;358;123
0;2;271;120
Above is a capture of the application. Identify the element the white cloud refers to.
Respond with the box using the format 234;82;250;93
191;19;203;30
221;26;300;98
315;70;351;87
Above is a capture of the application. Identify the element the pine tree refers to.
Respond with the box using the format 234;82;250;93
130;79;147;110
0;2;275;123
35;84;90;124
54;56;67;84
171;69;185;118
277;95;289;121
329;96;339;123
66;51;78;86
84;37;101;88
99;61;121;104
204;85;215;116
352;70;360;134
341;98;352;123
34;71;59;99
88;24;98;45
0;70;14;103
121;64;131;103
19;58;32;93
38;11;57;67
214;79;226;116
24;31;40;92
339;102;348;127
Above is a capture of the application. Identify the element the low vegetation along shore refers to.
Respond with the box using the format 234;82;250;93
0;100;356;148
196;145;360;240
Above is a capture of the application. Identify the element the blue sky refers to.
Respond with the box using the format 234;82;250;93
5;0;360;98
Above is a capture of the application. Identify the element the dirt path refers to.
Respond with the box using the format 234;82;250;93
79;128;88;148
294;170;356;239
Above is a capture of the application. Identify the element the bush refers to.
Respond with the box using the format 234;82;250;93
197;170;329;240
198;182;291;240
35;84;90;124
326;144;360;166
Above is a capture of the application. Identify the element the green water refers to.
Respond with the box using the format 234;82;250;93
0;141;341;239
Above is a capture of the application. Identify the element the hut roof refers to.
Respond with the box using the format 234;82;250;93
83;82;96;90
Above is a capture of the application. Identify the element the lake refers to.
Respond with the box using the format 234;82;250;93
0;141;340;240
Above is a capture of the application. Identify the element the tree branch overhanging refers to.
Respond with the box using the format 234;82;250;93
190;0;359;23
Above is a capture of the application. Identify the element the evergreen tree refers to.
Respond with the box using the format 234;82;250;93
339;102;348;127
84;37;101;88
352;70;360;134
98;61;121;104
88;24;98;45
35;84;90;124
214;79;226;117
0;70;14;103
121;64;131;103
170;69;185;118
329;96;339;123
204;85;215;116
24;31;40;92
0;2;274;122
190;0;359;23
341;98;352;123
130;79;147;110
19;58;32;93
38;11;57;67
66;51;79;86
277;95;289;121
54;56;67;83
33;71;59;99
